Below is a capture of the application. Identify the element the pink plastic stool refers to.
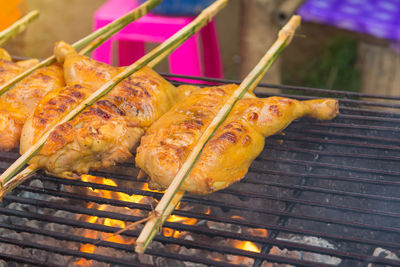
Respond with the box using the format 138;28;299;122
93;0;224;80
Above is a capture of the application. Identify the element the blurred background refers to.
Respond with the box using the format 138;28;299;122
2;0;400;96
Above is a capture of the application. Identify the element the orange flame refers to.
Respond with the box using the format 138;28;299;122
163;214;197;238
77;175;267;266
232;240;261;253
76;175;147;266
252;228;268;237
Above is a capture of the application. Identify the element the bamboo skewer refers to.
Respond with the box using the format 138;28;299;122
135;15;302;254
0;17;174;198
0;166;38;199
0;0;161;97
0;10;40;46
0;27;134;199
0;0;228;195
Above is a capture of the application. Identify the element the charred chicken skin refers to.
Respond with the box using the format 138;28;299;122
0;48;48;151
136;85;339;195
22;42;195;177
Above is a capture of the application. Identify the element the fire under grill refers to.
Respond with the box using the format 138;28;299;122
0;74;399;267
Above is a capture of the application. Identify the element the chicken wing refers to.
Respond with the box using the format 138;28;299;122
136;85;339;194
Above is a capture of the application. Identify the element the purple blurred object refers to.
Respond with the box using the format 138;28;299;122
298;0;400;41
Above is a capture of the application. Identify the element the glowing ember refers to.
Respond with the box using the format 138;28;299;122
232;240;261;253
75;244;96;266
163;214;197;238
76;175;149;266
252;228;268;237
231;215;246;220
76;174;267;266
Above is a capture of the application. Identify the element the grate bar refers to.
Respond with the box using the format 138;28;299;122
34;174;400;221
249;168;400;187
258;156;400;179
304;122;400;132
0;222;384;266
0;207;339;267
337;114;400;123
0;252;59;267
0;236;149;267
264;145;400;164
257;92;400;109
3;196;399;251
0;223;237;267
271;134;400;151
340;106;400;117
224;185;400;207
289;128;400;145
162;73;400;101
13;186;400;236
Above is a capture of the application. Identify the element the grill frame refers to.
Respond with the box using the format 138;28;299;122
0;74;399;266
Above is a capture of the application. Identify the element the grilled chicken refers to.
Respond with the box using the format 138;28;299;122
136;84;339;195
22;42;195;177
21;41;122;153
0;49;45;151
0;48;39;85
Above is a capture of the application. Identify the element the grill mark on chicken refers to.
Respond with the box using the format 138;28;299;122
218;131;237;143
46;123;74;154
268;104;281;116
182;119;203;130
36;73;52;82
69;89;85;99
97;100;126;116
34;86;88;129
247;112;258;121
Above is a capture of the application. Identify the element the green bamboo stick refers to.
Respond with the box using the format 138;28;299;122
0;10;40;46
135;15;302;254
0;166;38;199
0;28;136;200
0;0;161;97
0;0;228;192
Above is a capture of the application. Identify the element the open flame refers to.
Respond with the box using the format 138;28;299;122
75;174;198;266
76;175;146;266
232;240;261;253
163;214;197;238
229;215;268;264
75;174;269;266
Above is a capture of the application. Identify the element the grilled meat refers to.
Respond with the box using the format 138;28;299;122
0;48;39;85
0;49;46;151
21;41;121;153
136;84;339;194
22;42;195;177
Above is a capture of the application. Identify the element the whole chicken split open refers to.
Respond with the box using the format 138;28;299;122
0;48;53;151
136;84;339;194
21;42;195;176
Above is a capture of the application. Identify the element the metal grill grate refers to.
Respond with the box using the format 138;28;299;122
0;74;399;266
